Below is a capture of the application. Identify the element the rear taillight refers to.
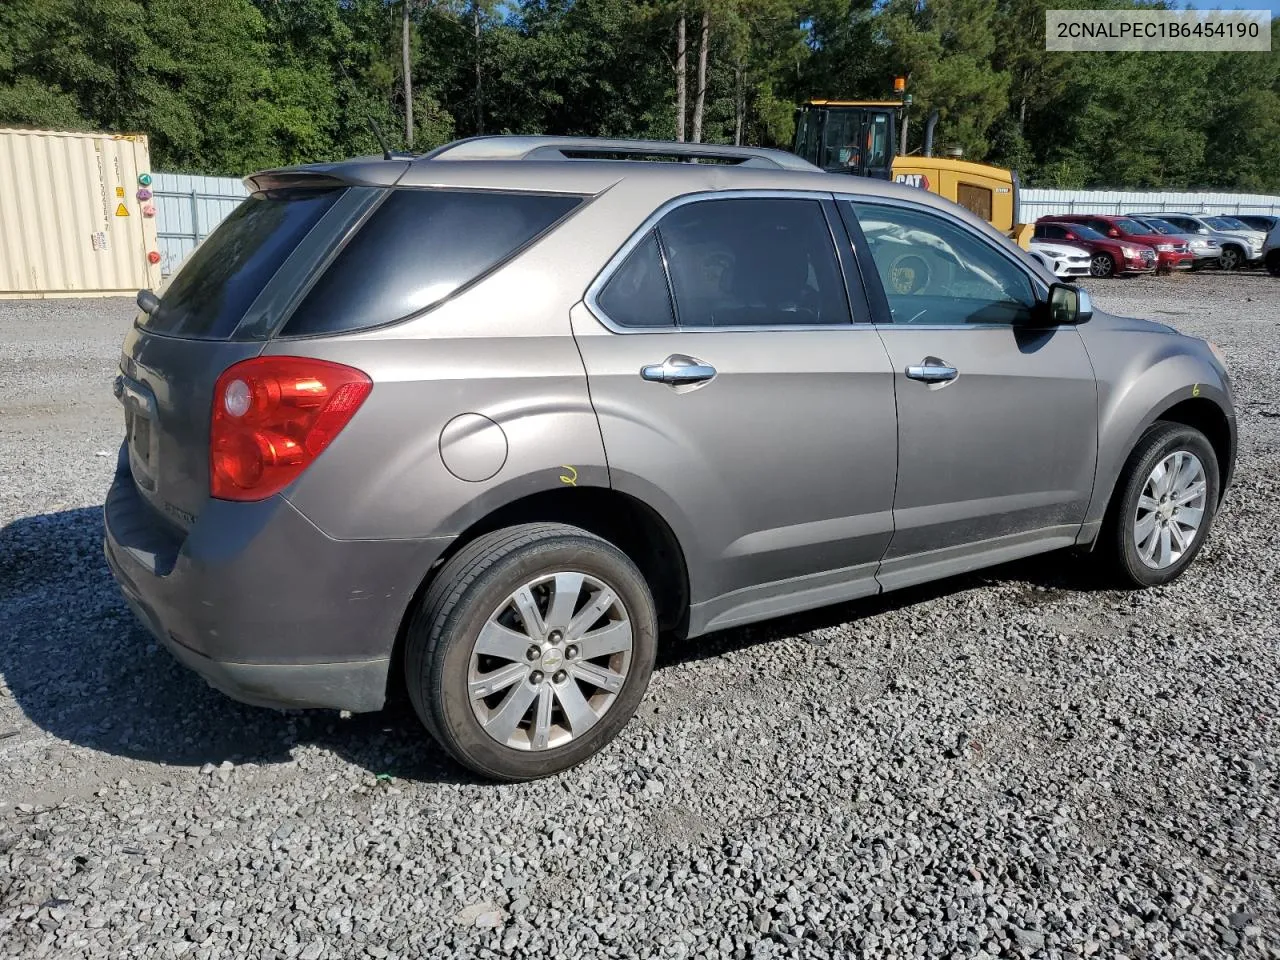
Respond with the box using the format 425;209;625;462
210;356;372;501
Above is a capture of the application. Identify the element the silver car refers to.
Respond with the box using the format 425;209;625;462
1137;212;1263;270
104;136;1238;780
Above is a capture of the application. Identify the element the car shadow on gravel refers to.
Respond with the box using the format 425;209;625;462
0;507;473;785
1;505;1111;786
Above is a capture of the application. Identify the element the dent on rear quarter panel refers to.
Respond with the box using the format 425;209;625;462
1081;320;1232;527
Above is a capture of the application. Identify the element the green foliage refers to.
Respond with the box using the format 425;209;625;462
0;0;1276;191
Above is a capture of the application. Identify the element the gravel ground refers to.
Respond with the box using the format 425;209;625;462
1;272;1277;959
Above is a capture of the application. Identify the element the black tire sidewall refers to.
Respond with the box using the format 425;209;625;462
1112;424;1220;587
411;530;658;781
1092;253;1115;278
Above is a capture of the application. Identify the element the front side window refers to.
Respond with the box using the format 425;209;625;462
848;201;1036;326
655;198;851;328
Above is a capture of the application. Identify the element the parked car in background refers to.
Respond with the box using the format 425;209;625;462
1234;214;1278;234
1033;220;1157;277
1137;213;1264;270
1131;216;1220;269
102;135;1236;780
1040;215;1195;272
1028;238;1092;280
1263;221;1280;276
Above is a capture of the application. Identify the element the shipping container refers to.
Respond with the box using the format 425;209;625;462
0;127;163;298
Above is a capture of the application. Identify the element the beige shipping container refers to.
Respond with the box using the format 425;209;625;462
0;127;163;298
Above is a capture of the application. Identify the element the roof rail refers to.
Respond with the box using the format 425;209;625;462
418;135;823;173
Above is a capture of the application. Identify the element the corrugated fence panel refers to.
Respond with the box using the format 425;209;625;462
148;176;1280;278
1021;188;1280;220
152;172;247;277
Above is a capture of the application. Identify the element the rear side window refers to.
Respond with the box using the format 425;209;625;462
595;231;675;327
284;189;583;336
657;198;850;327
144;188;342;338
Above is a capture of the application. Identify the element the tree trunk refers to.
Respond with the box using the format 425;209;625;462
691;8;709;143
402;0;413;147
734;62;744;146
675;14;687;142
474;1;483;135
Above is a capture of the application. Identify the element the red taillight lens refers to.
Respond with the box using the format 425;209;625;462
210;356;372;501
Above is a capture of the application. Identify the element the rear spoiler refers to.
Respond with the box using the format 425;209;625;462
244;159;412;194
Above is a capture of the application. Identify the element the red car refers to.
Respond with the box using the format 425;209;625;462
1033;220;1157;278
1040;214;1196;273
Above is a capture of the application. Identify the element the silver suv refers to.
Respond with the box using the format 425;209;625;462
1135;212;1263;270
105;137;1237;781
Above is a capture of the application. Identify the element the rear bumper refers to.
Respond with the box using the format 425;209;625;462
103;447;453;712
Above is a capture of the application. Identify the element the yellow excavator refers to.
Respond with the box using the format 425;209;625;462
791;83;1033;250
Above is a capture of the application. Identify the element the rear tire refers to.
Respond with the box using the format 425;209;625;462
1103;423;1219;588
404;523;658;781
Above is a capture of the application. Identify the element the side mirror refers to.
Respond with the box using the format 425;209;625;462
136;288;160;316
1036;282;1092;326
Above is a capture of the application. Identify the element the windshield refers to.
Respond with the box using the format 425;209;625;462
1206;216;1247;230
1139;219;1177;235
1112;218;1149;234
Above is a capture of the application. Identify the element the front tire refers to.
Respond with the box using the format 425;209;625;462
1090;252;1116;278
1104;423;1220;588
404;523;658;781
1266;250;1280;277
1219;245;1243;271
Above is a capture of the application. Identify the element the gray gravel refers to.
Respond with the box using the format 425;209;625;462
1;272;1277;959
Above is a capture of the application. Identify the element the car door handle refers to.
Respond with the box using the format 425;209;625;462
640;354;718;386
905;358;959;383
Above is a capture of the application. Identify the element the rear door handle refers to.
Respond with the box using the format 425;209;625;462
640;354;718;386
905;357;958;383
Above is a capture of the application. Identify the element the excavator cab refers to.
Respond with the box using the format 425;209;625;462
792;102;899;180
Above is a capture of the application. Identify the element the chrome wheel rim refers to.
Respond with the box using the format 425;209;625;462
1220;248;1239;270
469;572;633;751
1090;254;1112;277
1134;451;1207;569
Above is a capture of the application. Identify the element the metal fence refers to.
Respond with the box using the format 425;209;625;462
1021;188;1280;221
152;173;247;277
150;174;1280;276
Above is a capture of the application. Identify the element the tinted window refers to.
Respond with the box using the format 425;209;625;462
596;231;675;327
850;202;1036;325
1112;218;1148;234
285;189;582;336
657;198;850;327
144;188;342;338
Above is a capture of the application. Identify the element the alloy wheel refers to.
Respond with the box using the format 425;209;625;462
468;572;633;751
1133;450;1208;569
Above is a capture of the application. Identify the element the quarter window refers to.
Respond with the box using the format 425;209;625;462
656;198;851;327
595;230;676;328
848;202;1036;326
284;188;583;336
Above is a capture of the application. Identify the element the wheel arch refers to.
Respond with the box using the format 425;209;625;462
386;485;692;702
1084;385;1235;551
